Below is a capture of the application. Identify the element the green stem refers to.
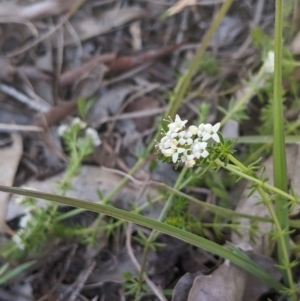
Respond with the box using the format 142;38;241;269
217;157;296;203
273;0;291;289
220;65;266;126
169;0;234;118
257;187;295;296
218;155;296;299
138;168;188;285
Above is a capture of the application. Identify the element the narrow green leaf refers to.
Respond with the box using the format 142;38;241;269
0;261;36;285
0;185;285;291
234;136;300;144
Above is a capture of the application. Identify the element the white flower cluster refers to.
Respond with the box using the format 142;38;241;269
156;115;220;168
57;118;101;147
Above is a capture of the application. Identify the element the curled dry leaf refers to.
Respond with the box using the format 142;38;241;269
172;272;202;301
172;250;281;301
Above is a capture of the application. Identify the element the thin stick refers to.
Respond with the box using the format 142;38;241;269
0;124;44;132
126;223;167;301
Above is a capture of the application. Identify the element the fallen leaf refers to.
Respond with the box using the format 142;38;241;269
0;0;74;20
34;100;77;129
88;85;135;127
182;250;281;301
211;16;245;48
126;96;160;132
7;165;160;221
106;43;185;76
165;0;196;16
63;7;145;45
72;64;107;98
290;31;300;55
0;133;22;234
171;272;202;301
59;53;116;87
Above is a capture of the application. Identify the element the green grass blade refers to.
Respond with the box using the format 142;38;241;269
0;185;285;291
0;261;36;285
273;0;291;290
235;135;300;144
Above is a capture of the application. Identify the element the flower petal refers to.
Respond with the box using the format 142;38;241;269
201;149;209;158
212;122;221;132
189;125;198;135
178;138;186;145
172;152;179;163
204;124;212;131
163;148;174;157
185;160;195;167
202;133;211;141
212;133;220;143
200;142;208;149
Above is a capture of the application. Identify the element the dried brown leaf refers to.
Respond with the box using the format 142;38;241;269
182;251;280;301
64;7;145;45
0;133;22;233
0;0;74;20
59;53;116;87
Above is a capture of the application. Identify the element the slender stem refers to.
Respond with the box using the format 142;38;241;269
218;155;296;299
220;65;266;126
138;168;188;285
273;0;290;288
169;0;234;118
257;187;295;298
216;158;296;203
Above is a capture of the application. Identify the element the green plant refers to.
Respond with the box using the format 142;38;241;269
1;0;300;299
1;118;102;260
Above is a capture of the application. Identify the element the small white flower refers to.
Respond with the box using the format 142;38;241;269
264;51;274;74
163;145;185;163
202;123;220;143
158;136;168;151
72;117;87;129
192;140;209;158
188;125;198;135
167;114;188;132
181;150;196;167
19;213;32;228
181;149;195;163
178;130;193;145
57;124;69;137
197;123;206;138
171;147;185;163
185;159;196;168
86;128;101;147
12;231;25;250
165;130;178;139
162;148;175;157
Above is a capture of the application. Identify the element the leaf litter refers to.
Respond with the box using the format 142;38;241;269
1;0;299;301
